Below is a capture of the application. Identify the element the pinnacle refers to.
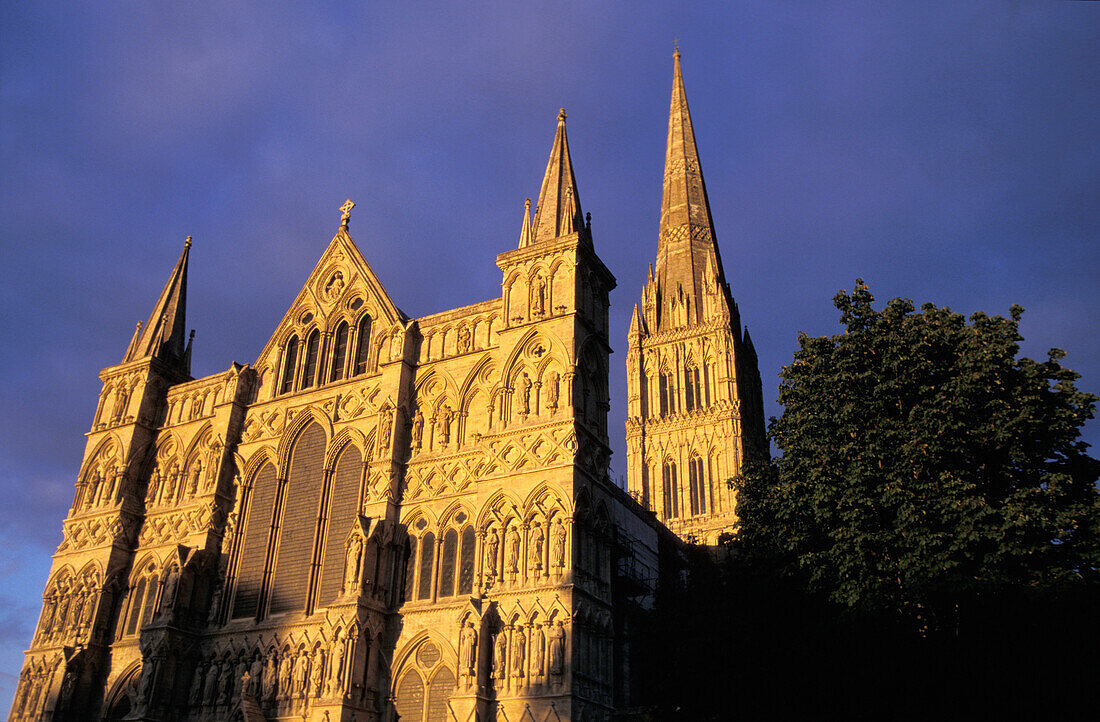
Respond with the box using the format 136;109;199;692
531;108;584;244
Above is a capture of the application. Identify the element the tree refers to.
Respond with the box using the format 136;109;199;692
733;280;1100;628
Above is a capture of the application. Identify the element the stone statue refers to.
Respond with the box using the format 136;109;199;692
512;625;526;677
551;520;566;568
485;528;500;577
202;663;219;705
546;371;559;409
390;331;403;361
278;655;292;699
411;409;424;448
234;660;247;699
328;637;346;695
147;469;161;503
493;630;508;679
310;649;326;697
161;566;180;613
519;373;532;414
533;625;546;676
529;523;544;572
459;622;477;676
506;526;520;573
293;653;309;697
188;664;204;705
248;657;263;696
438;405;453;445
163;465;178;503
262;655;277;701
219;662;234;704
37;597;56;640
187;459;203;496
137;660;156;705
344;535;363;594
534;276;546;315
78;589;96;627
379;409;393;458
548;622;565;676
457;325;471;353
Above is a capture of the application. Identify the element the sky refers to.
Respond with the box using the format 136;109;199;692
1;0;1098;706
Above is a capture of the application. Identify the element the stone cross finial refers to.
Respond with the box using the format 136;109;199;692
557;108;567;123
184;235;192;248
340;199;356;226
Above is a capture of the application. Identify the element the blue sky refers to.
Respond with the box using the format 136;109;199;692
1;1;1097;706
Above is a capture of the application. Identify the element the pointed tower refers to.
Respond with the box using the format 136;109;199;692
124;236;193;375
626;51;766;545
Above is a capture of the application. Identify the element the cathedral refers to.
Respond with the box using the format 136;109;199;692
10;52;764;722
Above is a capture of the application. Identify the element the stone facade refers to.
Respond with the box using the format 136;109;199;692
11;54;758;722
625;52;766;545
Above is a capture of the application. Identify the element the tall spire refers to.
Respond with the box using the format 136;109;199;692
125;236;191;374
531;108;584;244
656;50;727;327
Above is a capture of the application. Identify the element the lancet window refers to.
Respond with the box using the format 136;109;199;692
280;336;299;395
317;443;362;606
123;562;159;637
330;321;349;382
301;329;320;389
662;460;680;519
436;523;475;599
268;423;325;615
688;454;707;516
354;315;372;375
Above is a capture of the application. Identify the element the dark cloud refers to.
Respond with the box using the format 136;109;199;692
2;0;1098;706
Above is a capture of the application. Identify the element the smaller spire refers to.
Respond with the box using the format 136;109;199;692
531;108;584;243
340;199;355;228
518;198;533;248
125;236;191;375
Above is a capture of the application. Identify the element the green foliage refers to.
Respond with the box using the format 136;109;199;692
733;280;1100;626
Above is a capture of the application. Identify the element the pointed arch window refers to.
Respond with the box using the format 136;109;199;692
403;535;418;603
689;455;707;516
269;423;326;615
317;444;362;606
417;532;435;601
302;329;320;389
232;463;278;619
458;526;475;595
437;528;458;598
684;366;696;412
330;322;350;383
703;364;712;406
281;336;299;395
662;460;680;519
355;315;372;375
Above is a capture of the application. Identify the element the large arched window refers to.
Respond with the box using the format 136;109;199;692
301;330;320;389
662;460;679;519
437;529;458;598
232;463;277;619
395;670;425;722
317;444;362;606
269;423;326;615
354;315;372;375
688;455;707;516
417;532;435;601
280;336;299;395
426;667;456;721
330;322;350;383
